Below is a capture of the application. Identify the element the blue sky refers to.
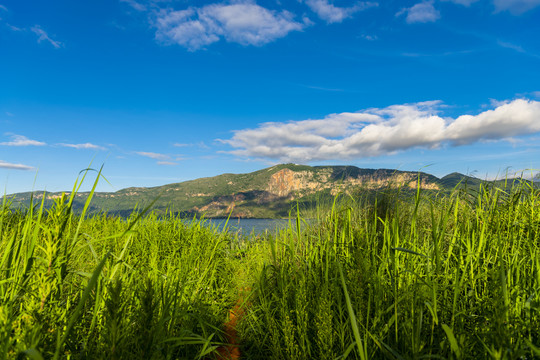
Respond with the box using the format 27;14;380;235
1;0;539;194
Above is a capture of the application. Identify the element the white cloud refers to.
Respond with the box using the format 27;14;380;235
31;25;62;48
58;143;106;150
360;34;377;41
174;142;209;149
153;2;306;50
0;160;34;171
0;134;46;146
304;0;377;24
493;0;540;14
6;24;22;31
136;151;170;160
497;40;525;53
157;161;178;166
397;1;441;24
441;0;479;6
119;0;147;11
223;99;540;162
445;99;540;144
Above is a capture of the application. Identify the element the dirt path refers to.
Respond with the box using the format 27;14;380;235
216;288;249;359
216;303;243;359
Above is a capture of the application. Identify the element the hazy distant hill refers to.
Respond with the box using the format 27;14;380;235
4;164;522;218
439;172;484;188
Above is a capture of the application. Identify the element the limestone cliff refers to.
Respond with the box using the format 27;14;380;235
267;169;306;196
265;166;439;199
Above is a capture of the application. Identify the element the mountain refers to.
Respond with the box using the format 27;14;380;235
2;164;514;218
439;172;484;188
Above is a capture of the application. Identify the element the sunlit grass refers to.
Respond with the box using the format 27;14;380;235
239;180;540;359
1;169;234;359
1;171;539;359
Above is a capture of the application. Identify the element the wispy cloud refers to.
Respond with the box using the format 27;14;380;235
0;160;34;171
0;6;23;31
360;34;378;41
442;0;479;6
0;134;46;146
136;151;170;160
157;161;178;166
397;1;441;24
197;141;210;149
493;0;540;14
31;25;62;48
136;150;182;165
58;142;106;150
401;48;480;58
173;142;210;149
494;37;539;58
497;39;525;53
443;26;539;58
153;2;307;51
222;98;540;162
6;23;22;31
303;0;377;24
119;0;147;12
302;84;344;92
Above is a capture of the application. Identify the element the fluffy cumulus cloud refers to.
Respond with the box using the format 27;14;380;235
493;0;540;14
31;25;62;48
304;0;377;24
397;1;441;23
445;100;540;144
153;2;306;50
223;99;540;162
0;134;46;146
0;160;34;171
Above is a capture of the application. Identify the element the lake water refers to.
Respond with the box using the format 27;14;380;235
194;218;292;236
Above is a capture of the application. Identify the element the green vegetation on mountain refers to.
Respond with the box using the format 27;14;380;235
439;172;482;188
5;164;531;218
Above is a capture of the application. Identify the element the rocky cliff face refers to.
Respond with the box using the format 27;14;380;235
267;169;306;196
265;167;439;199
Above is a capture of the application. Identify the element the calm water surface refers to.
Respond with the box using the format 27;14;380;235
190;218;292;236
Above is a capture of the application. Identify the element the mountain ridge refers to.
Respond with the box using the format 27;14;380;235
3;164;508;218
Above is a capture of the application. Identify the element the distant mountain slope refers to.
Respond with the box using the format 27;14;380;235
439;172;484;188
4;164;525;218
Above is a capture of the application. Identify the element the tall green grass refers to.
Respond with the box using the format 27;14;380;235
0;170;235;359
239;181;540;359
1;172;539;359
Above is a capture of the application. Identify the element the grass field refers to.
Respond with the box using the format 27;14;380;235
1;170;539;359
